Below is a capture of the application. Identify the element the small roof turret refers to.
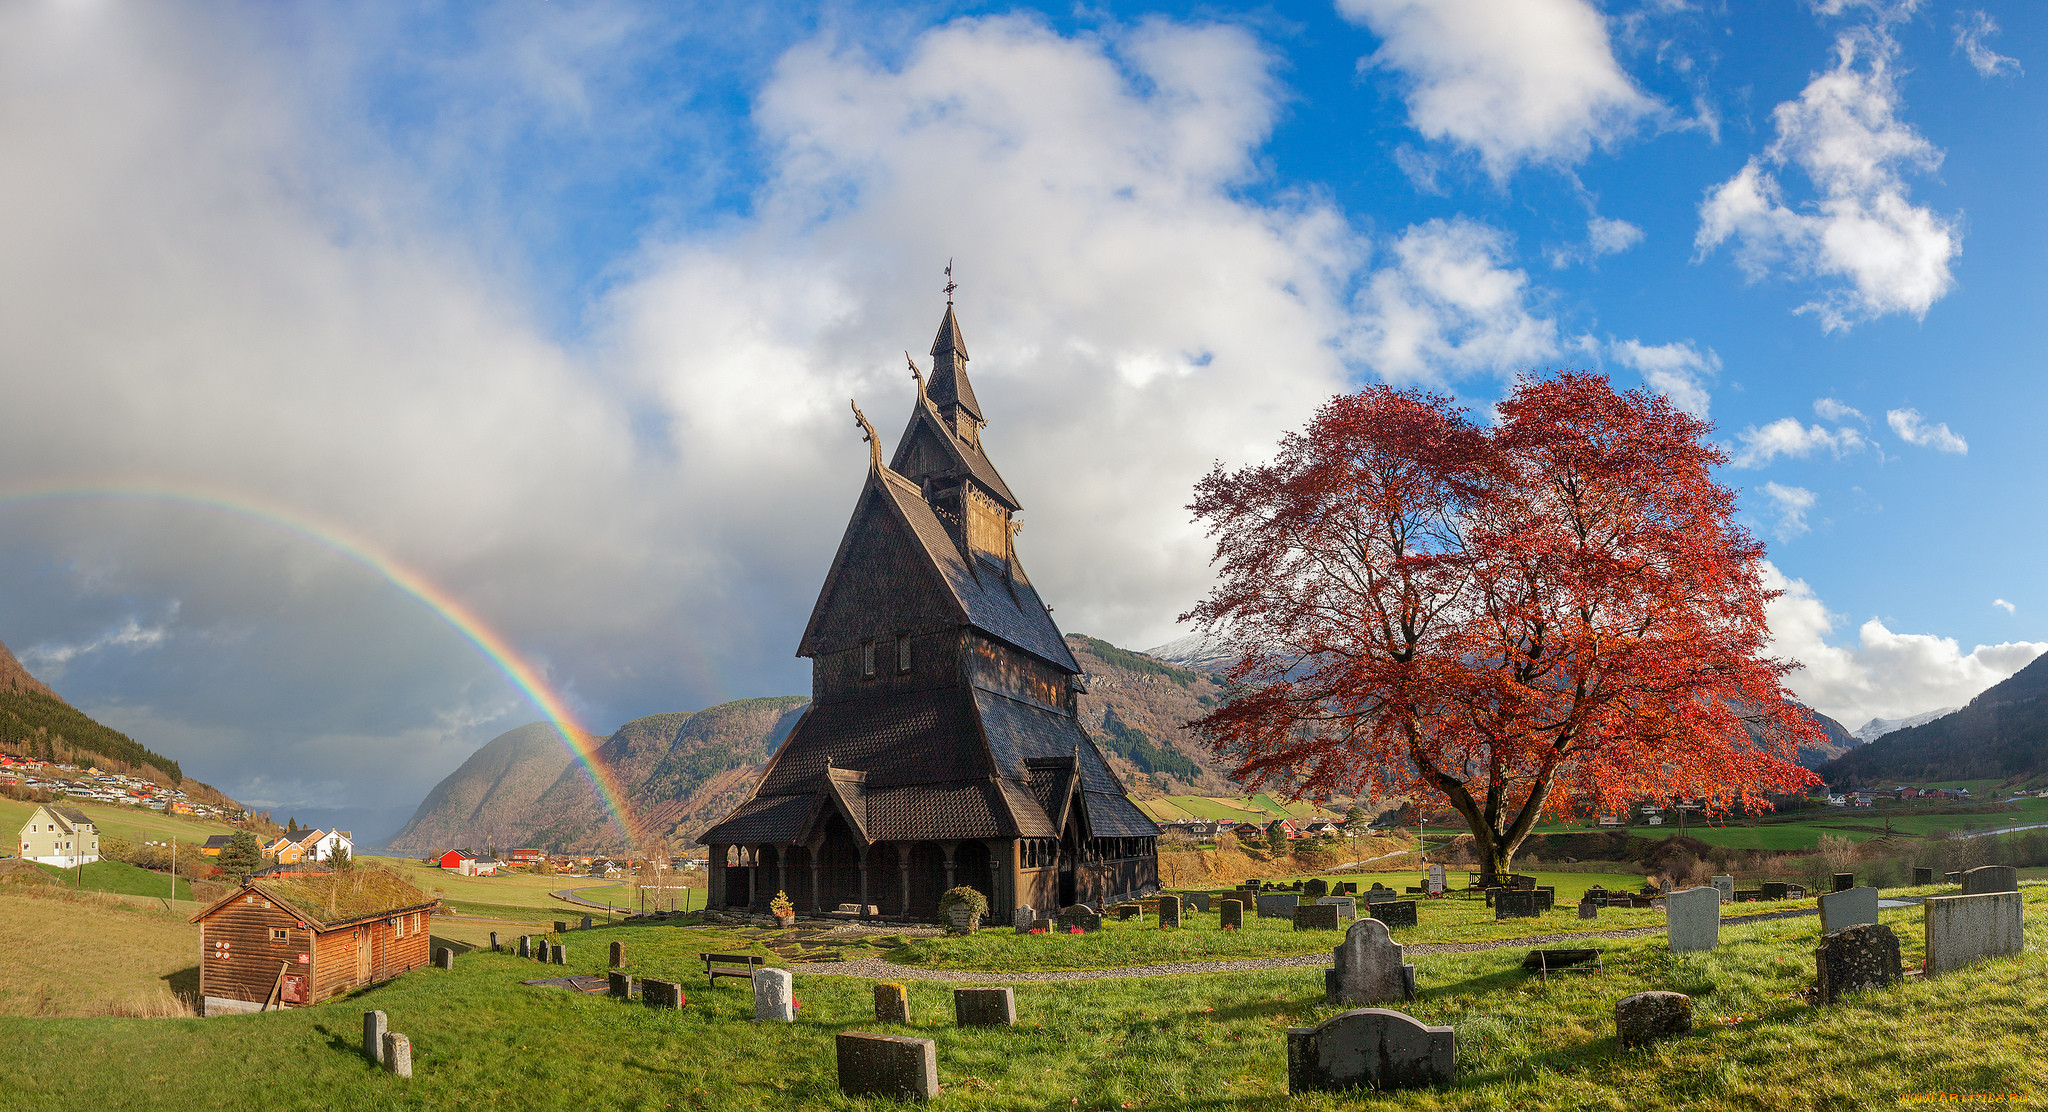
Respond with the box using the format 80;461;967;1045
926;304;981;421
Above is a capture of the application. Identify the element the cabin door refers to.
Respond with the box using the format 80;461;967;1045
355;927;372;982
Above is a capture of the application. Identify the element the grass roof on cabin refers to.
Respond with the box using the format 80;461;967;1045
260;868;433;926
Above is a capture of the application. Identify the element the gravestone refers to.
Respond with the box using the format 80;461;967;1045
1784;884;1808;899
753;968;795;1022
1816;923;1902;1003
489;932;499;953
1534;887;1556;913
1316;895;1357;921
1711;876;1734;904
1760;882;1790;901
1665;887;1721;953
1116;904;1140;921
382;1032;413;1079
1159;895;1182;929
1925;891;2025;975
642;979;684;1009
609;941;624;968
1614;991;1692;1048
581;914;593;930
836;1031;940;1102
1426;864;1446;895
555;921;568;933
1339;882;1358;896
1495;890;1538;919
1188;892;1210;912
1257;893;1300;920
1832;873;1855;893
608;971;632;1000
1913;867;1935;886
1287;1008;1453;1094
1366;883;1397;901
1056;905;1102;933
362;1010;386;1064
954;987;1016;1027
1368;900;1418;929
1578;898;1597;920
1328;917;1416;1005
1028;918;1053;933
1962;865;2019;895
1819;886;1879;933
551;943;566;965
1220;899;1244;931
1294;903;1342;931
874;983;911;1024
1944;871;1962;885
1011;906;1038;931
1304;878;1329;898
517;935;532;959
434;947;454;970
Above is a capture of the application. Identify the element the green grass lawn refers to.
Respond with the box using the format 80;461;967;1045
567;885;705;914
33;859;192;901
3;888;2043;1109
0;796;239;848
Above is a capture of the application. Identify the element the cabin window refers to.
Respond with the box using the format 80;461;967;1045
393;916;404;939
861;641;876;678
896;634;911;674
272;928;288;941
413;912;422;933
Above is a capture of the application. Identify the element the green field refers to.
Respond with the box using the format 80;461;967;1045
566;884;705;914
34;859;194;901
1136;794;1343;824
0;795;241;848
0;888;199;1018
2;884;2043;1109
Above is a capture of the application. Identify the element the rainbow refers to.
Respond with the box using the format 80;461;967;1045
0;478;642;848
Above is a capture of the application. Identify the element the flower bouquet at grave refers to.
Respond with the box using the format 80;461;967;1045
769;891;795;928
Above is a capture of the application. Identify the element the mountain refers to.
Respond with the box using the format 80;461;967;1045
1142;631;1235;675
1854;707;1958;743
1792;707;1861;770
1823;654;2048;786
0;638;186;784
385;696;809;855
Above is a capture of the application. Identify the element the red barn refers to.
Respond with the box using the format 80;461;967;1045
437;849;474;870
190;870;438;1016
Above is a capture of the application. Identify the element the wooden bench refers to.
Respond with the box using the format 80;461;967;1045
700;952;765;987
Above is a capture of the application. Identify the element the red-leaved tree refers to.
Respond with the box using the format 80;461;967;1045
1184;373;1821;885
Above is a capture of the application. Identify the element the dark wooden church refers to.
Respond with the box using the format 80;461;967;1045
702;303;1159;923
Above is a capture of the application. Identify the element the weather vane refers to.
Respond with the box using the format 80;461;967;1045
943;258;957;303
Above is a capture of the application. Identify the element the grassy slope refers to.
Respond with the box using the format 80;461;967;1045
0;796;242;847
0;889;198;1017
3;890;2045;1109
34;859;193;901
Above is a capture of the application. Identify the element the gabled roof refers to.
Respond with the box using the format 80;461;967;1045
43;805;92;830
890;401;1021;510
191;871;437;931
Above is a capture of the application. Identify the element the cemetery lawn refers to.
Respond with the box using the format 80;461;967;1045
4;887;2046;1109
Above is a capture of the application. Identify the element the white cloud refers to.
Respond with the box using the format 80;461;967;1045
1695;24;1960;330
1886;407;1968;453
1337;0;1660;177
1954;11;2021;77
1608;338;1718;417
1730;417;1868;468
1588;216;1645;256
1764;561;2048;726
1346;218;1565;382
1759;482;1818;539
21;614;175;672
1994;598;2017;615
1813;396;1866;423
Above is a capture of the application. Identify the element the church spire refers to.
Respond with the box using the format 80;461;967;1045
927;303;982;427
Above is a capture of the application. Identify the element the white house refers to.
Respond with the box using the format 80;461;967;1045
18;804;100;867
298;829;353;862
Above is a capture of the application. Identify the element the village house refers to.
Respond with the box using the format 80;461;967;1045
200;834;236;858
189;870;438;1016
17;804;99;867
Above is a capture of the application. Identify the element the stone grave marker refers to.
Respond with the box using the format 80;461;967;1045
581;914;593;930
554;920;568;933
1426;864;1446;896
517;935;532;959
1534;887;1556;913
874;982;911;1024
382;1032;413;1079
489;932;499;952
609;941;624;968
1925;891;2025;975
1188;892;1211;913
1316;895;1357;921
1011;906;1038;931
1819;886;1879;933
1759;882;1791;901
1784;884;1809;899
1115;904;1140;921
1614;991;1691;1048
1495;890;1538;919
1816;923;1901;1003
1578;898;1597;920
434;947;454;970
1913;867;1935;886
1257;893;1300;920
642;979;684;1009
1294;903;1342;931
753;968;795;1022
1962;865;2019;895
836;1031;940;1102
1711;876;1734;904
362;1010;386;1064
1056;905;1102;933
551;943;566;965
1339;882;1358;896
608;972;632;1000
1832;873;1855;893
1304;878;1329;898
1287;1008;1453;1094
1665;887;1720;953
1220;899;1244;931
1159;894;1182;929
954;986;1016;1027
1328;917;1416;1005
1368;900;1418;929
1944;870;1962;885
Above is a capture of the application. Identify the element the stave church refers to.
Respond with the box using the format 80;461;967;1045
701;301;1159;924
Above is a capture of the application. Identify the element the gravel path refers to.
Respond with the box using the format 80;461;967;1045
789;905;1823;983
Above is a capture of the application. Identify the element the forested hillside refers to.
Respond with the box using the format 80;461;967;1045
1824;653;2048;786
0;638;184;783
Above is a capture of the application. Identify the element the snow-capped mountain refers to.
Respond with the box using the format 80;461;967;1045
1142;631;1234;673
1853;707;1959;743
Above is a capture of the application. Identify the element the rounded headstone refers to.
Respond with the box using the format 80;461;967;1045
1615;991;1692;1048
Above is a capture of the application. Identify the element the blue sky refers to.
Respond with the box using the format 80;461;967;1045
0;0;2041;839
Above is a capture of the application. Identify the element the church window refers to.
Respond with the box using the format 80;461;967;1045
896;634;911;674
861;641;876;678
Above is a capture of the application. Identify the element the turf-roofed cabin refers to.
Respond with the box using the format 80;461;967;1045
701;303;1159;925
189;870;439;1016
